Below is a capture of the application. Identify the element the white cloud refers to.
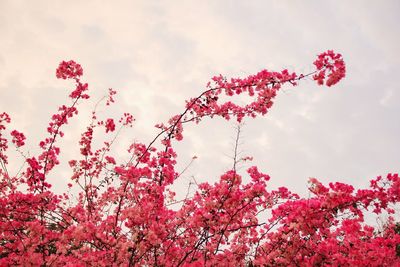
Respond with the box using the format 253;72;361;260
0;1;399;197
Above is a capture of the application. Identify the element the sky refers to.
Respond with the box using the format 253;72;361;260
0;1;399;201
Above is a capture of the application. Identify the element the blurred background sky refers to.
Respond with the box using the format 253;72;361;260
0;1;399;200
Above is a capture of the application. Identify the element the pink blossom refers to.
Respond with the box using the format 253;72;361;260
10;130;26;147
56;60;83;80
105;118;115;133
0;53;398;266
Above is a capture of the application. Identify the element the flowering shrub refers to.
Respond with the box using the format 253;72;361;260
0;51;399;266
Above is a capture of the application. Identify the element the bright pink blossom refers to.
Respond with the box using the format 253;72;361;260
105;118;115;133
0;53;398;266
10;130;26;147
56;60;83;80
313;50;346;87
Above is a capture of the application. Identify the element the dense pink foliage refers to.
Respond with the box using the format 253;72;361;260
0;52;399;266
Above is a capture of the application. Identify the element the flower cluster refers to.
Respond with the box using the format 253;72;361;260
104;118;116;133
56;60;83;80
313;50;346;86
10;130;26;147
0;51;399;266
0;112;11;163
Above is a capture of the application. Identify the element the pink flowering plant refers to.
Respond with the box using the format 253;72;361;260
0;51;399;266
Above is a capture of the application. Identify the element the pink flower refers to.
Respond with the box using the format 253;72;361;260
313;50;346;87
105;118;116;133
105;156;116;164
10;130;26;147
56;60;83;80
9;54;400;267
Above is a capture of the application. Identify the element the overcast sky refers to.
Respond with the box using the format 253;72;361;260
1;1;399;199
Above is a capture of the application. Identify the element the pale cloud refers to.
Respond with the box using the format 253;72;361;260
380;88;394;107
0;1;399;197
